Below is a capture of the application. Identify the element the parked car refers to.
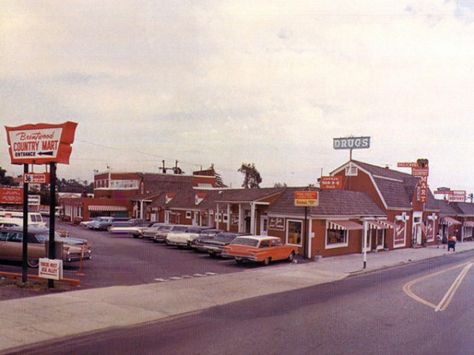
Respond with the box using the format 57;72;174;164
222;235;298;265
193;232;246;256
140;223;170;240
79;217;102;228
108;219;154;237
87;216;129;231
166;227;220;248
0;227;92;268
0;210;46;228
153;225;189;243
190;229;224;250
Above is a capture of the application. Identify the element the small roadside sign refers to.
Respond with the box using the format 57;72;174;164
294;191;319;207
39;258;63;280
23;173;50;184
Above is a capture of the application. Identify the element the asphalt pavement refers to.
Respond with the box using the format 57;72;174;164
1;238;474;354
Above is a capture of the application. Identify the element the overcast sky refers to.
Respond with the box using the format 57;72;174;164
1;0;474;191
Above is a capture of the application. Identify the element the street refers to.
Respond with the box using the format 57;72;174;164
12;250;474;355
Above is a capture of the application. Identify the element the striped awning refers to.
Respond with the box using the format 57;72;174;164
441;216;461;226
88;205;128;212
377;220;396;229
367;220;393;230
328;220;363;230
463;221;474;228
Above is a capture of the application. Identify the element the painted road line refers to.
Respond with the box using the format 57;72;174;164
205;272;217;276
403;262;472;312
193;273;205;277
435;263;473;312
169;276;183;280
154;278;167;282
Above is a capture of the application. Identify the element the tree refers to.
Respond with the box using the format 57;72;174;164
0;166;17;186
273;182;287;188
238;163;262;189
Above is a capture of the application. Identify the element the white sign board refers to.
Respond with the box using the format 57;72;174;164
39;258;63;280
333;136;370;150
28;194;41;206
8;128;62;161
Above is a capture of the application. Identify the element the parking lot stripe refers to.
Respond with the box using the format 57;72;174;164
169;276;183;280
205;272;217;276
193;273;205;277
154;278;167;282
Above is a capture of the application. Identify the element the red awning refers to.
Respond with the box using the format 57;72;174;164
328;220;363;230
441;217;461;226
367;220;394;230
88;205;128;212
463;221;474;228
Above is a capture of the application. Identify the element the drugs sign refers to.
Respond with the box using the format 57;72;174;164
333;136;370;150
5;122;77;165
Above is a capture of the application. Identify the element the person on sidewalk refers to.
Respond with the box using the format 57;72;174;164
436;233;442;248
448;235;457;252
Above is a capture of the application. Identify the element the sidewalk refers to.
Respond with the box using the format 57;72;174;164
1;241;474;353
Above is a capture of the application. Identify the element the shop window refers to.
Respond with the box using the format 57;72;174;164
286;220;302;246
223;214;228;223
186;211;192;219
326;228;348;247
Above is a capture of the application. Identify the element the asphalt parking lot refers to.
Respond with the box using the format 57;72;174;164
0;221;261;300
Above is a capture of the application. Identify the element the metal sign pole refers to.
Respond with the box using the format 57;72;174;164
22;164;29;283
304;206;308;258
48;162;57;288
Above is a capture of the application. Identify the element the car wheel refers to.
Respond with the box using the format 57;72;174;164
263;257;271;266
287;252;295;262
107;226;112;232
27;258;39;268
235;258;244;264
209;252;216;258
132;234;139;239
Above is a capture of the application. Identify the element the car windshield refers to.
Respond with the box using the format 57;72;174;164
151;223;162;228
215;234;238;243
158;225;172;231
231;237;259;247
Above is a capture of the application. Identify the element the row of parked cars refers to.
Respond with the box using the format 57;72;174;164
0;223;92;268
82;217;298;266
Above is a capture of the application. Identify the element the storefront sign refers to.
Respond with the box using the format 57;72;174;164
448;190;466;202
333;136;370;150
320;176;343;190
269;217;285;230
5;121;77;165
0;188;23;204
416;175;429;203
411;168;429;177
23;173;50;184
294;191;319;207
38;258;63;280
394;219;406;247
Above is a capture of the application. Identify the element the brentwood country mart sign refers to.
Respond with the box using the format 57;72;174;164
333;136;370;150
5;122;77;165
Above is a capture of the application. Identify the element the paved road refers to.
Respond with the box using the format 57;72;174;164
0;222;253;299
16;250;474;355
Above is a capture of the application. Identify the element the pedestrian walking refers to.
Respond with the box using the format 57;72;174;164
436;233;442;248
447;235;457;252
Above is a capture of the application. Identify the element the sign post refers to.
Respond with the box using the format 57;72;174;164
294;191;319;259
22;164;29;283
5;122;77;288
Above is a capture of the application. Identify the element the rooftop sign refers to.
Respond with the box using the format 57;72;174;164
333;136;370;150
320;176;343;190
5;122;77;165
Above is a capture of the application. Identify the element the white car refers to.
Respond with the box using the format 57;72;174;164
166;227;219;247
108;220;154;238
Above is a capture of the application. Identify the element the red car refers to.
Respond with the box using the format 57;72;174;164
222;235;297;265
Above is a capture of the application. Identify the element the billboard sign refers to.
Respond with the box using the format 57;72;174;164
0;188;23;204
5;122;77;165
397;162;419;168
412;168;429;177
294;191;319;207
333;136;370;150
320;176;343;190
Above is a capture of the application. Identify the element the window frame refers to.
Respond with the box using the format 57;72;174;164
286;219;303;247
325;221;349;249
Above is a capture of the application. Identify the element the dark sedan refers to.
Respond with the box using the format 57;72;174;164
194;232;247;257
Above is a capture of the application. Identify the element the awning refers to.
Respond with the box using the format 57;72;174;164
367;220;394;230
441;216;462;226
463;221;474;228
88;205;128;212
377;220;396;229
328;220;363;230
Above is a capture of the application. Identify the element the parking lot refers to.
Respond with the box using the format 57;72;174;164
0;221;268;300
